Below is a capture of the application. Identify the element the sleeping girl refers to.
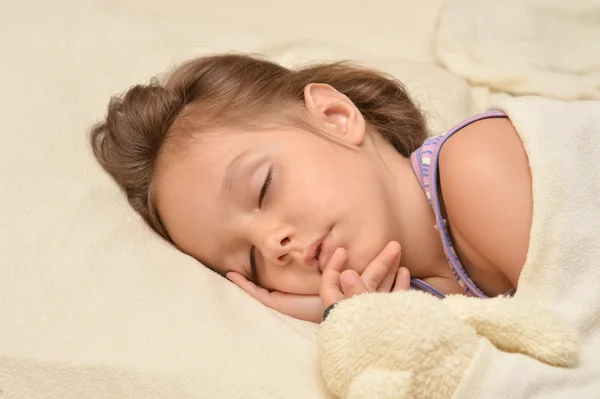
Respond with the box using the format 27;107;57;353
90;54;532;323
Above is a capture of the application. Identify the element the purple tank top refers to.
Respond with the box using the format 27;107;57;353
409;111;516;298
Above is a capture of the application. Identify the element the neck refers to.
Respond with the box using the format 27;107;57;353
372;137;451;280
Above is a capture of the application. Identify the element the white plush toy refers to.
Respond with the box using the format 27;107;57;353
317;290;579;399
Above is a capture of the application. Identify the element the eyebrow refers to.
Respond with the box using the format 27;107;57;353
221;149;252;195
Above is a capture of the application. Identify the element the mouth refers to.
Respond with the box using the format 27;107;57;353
315;244;323;263
304;230;333;274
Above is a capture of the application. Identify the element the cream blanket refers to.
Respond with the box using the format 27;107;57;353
453;96;600;398
436;0;600;101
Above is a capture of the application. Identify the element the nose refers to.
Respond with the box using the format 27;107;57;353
259;225;294;266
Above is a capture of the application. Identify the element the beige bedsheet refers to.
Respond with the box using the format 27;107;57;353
0;1;484;397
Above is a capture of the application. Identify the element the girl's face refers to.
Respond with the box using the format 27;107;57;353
154;84;423;295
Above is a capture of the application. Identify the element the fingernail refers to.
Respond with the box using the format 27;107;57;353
342;273;356;286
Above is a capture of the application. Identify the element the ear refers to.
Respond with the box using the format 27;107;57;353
303;83;366;146
347;369;412;399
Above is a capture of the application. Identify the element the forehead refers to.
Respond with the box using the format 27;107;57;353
155;132;246;227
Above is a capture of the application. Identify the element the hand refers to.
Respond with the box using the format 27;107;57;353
320;241;411;311
226;272;324;323
226;241;411;324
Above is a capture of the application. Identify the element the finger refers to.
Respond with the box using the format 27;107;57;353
377;253;401;293
361;241;402;291
226;271;273;305
319;247;348;309
392;267;412;292
340;270;370;298
228;272;323;322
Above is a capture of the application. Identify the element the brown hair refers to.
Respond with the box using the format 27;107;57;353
90;53;427;242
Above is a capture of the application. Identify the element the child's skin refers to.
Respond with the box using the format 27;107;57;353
154;83;533;323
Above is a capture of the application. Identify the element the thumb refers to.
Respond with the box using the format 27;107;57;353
340;270;370;298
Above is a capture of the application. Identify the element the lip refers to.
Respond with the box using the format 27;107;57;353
303;230;333;273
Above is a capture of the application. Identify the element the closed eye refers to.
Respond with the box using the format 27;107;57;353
250;168;273;285
258;168;272;208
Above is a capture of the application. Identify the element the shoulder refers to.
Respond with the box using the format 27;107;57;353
438;116;532;287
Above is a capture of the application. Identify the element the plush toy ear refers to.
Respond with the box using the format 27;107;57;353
347;369;412;399
444;295;579;367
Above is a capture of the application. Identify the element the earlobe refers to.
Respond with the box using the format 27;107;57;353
303;83;366;146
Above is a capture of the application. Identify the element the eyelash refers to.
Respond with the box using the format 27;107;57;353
250;168;273;282
258;168;273;208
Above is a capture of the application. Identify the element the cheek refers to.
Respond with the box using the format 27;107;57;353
282;169;337;215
